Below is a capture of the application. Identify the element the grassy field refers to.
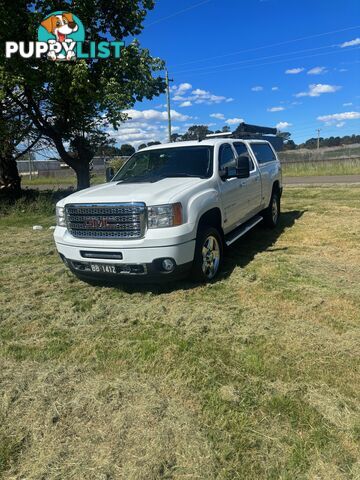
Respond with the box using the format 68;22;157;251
282;159;360;177
0;187;359;479
21;173;105;187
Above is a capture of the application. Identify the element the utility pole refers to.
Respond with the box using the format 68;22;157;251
316;128;321;151
165;69;172;143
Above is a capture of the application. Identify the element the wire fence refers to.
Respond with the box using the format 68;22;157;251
17;146;360;178
17;156;129;178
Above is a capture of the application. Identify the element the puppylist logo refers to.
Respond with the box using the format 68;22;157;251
6;11;124;61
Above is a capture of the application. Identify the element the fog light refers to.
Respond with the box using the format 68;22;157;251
162;258;175;272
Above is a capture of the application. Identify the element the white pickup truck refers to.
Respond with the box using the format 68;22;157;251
54;137;282;283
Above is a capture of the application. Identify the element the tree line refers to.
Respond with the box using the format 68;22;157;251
284;134;360;151
110;129;360;156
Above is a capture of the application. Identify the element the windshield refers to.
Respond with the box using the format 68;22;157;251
112;146;214;183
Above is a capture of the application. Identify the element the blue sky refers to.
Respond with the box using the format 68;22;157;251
114;0;360;148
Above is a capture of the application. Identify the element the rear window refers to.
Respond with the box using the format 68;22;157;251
250;143;276;165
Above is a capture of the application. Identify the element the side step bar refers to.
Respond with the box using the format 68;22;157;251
225;215;263;246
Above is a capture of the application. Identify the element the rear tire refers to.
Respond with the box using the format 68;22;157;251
263;190;280;228
191;226;223;282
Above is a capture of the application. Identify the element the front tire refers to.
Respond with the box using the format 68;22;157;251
191;226;223;282
263;190;280;228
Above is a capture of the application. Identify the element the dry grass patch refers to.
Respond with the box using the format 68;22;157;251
0;362;214;480
0;186;360;479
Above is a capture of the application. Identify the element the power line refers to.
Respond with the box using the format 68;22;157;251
173;42;339;75
146;0;212;27
170;25;360;68
173;46;360;78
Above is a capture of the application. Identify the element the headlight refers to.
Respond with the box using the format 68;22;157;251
56;206;66;227
147;203;183;228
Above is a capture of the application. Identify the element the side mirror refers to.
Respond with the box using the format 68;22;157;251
105;166;114;182
236;155;250;178
219;167;229;180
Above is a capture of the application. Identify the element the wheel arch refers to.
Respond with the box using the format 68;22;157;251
196;207;223;237
272;180;281;195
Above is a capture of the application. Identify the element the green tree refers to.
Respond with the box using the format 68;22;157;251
95;139;121;157
283;139;297;151
120;144;135;156
181;125;214;141
0;1;165;190
138;143;147;150
170;133;181;142
304;138;318;149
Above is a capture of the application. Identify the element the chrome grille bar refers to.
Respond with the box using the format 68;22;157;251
65;203;146;239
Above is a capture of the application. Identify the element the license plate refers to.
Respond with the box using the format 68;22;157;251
90;263;117;274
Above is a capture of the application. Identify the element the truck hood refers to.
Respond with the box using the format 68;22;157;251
58;177;206;206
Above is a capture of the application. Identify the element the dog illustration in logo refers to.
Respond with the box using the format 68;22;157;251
41;13;78;60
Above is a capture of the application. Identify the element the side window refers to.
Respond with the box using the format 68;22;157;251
233;143;255;171
219;144;236;175
250;143;276;165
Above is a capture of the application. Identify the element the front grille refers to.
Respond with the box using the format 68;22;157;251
65;203;146;239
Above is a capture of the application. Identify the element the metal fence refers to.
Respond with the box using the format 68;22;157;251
17;146;360;177
279;144;360;164
17;156;130;178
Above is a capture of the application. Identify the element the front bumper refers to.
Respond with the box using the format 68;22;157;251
64;257;192;283
55;238;196;282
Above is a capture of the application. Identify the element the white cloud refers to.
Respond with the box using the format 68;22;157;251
271;86;279;91
336;122;345;127
251;86;263;91
172;95;185;101
276;121;292;130
295;84;341;97
191;89;232;104
124;108;190;122
285;67;304;74
210;113;225;120
179;101;192;107
192;88;207;95
226;117;244;125
107;108;192;147
171;86;233;105
340;38;360;48
171;83;192;96
267;106;285;112
307;66;327;75
108;126;166;148
343;102;353;106
317;111;360;122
